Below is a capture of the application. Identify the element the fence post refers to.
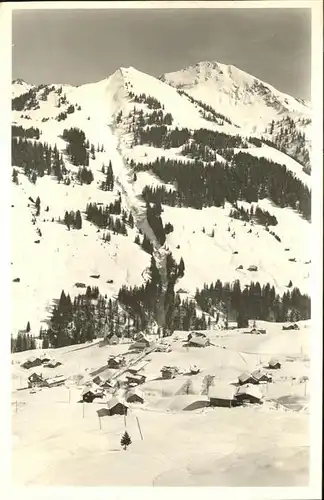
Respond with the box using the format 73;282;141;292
82;402;85;418
98;416;102;430
136;416;143;440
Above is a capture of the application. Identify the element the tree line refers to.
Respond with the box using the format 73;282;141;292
43;289;138;348
64;210;82;230
100;161;114;191
12;125;40;139
85;201;132;236
11;332;36;353
12;137;66;182
62;127;90;167
229;204;278;227
136;153;311;220
195;279;311;326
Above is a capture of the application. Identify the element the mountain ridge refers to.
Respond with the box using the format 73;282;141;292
11;61;311;336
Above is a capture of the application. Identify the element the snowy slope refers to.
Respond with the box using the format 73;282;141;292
11;64;311;334
11;320;310;486
161;202;310;296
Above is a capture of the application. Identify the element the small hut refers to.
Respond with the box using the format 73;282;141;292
235;384;263;404
161;366;179;379
126;388;145;404
131;337;151;350
100;378;117;391
81;387;104;403
108;334;119;345
125;373;146;385
43;359;62;368
238;372;257;385
21;357;43;370
208;384;238;408
268;358;281;370
107;355;125;369
93;375;104;386
251;369;272;384
189;336;210;348
39;354;51;363
27;372;45;388
106;397;128;416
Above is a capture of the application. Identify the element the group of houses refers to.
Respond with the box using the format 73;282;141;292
28;372;67;389
22;354;66;390
208;382;263;407
95;392;145;418
208;358;282;408
21;354;62;370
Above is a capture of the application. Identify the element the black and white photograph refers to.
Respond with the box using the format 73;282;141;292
1;0;322;495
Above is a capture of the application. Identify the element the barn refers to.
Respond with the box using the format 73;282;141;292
238;372;257;385
208;384;238;408
106;397;128;416
81;387;105;403
21;357;43;370
126;388;145;404
130;337;151;350
189;336;210;348
108;334;119;345
235;384;263;404
161;366;179;379
268;358;281;369
251;369;272;383
43;359;62;368
125;373;146;385
27;372;45;388
107;355;125;369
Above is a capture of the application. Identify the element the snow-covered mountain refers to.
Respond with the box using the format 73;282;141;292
160;61;311;170
11;63;312;335
159;61;310;130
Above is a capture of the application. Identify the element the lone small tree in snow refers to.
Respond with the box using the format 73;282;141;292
121;431;132;450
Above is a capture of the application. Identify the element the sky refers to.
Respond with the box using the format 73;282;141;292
12;8;311;100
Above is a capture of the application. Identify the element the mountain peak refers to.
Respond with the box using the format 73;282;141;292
12;78;28;85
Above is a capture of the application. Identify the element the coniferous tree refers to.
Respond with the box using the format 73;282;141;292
12;168;19;184
35;196;41;216
75;210;82;230
178;257;185;278
26;321;31;333
121;431;132;450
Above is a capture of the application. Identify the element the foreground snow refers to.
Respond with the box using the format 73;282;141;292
12;321;310;486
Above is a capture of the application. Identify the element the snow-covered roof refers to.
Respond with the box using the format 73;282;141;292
208;384;236;400
46;375;66;385
189;336;209;346
106;397;127;410
236;384;263;400
238;372;254;383
269;357;280;365
251;369;271;381
127;388;144;400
